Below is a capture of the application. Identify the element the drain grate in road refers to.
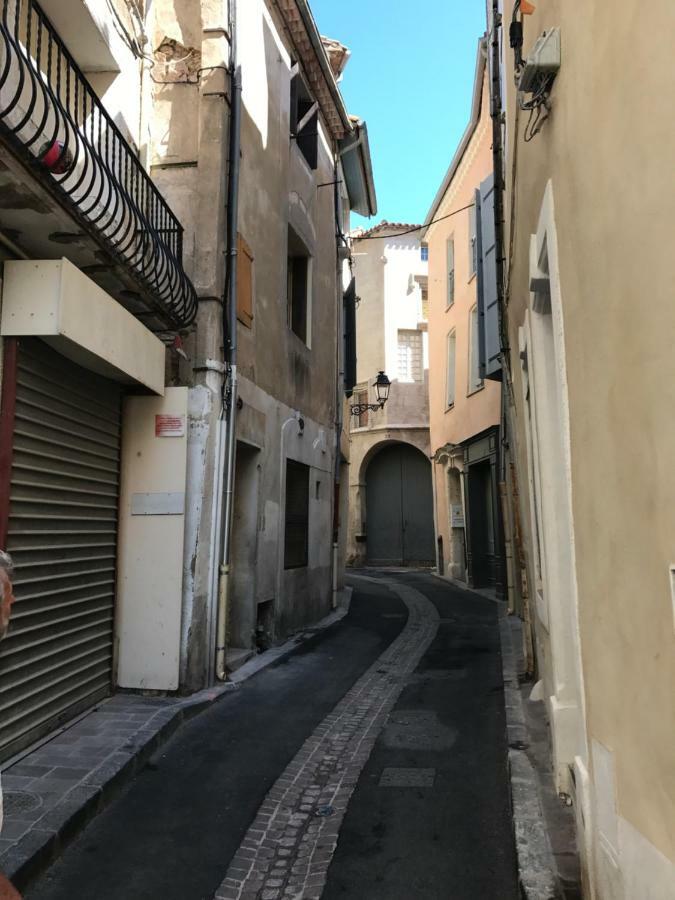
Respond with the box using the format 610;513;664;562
378;767;436;788
3;790;42;816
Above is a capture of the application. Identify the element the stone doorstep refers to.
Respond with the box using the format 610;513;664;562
0;592;353;893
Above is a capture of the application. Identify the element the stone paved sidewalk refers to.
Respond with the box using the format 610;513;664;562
0;596;352;891
215;578;439;900
0;692;201;886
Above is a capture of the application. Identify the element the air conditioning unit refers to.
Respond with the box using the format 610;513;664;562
518;28;561;93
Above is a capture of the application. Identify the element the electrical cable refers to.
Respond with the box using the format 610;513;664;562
352;201;476;241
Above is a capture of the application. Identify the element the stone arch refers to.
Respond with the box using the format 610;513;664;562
362;441;435;566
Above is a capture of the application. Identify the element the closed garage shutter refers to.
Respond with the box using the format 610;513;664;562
0;339;122;762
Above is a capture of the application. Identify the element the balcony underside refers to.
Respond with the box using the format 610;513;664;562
0;2;197;334
0;145;187;336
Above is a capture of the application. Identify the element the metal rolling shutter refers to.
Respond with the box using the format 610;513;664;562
0;339;122;761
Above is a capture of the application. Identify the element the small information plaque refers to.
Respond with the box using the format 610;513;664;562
451;504;465;528
155;414;185;437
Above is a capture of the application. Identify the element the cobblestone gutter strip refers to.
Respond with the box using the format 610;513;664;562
499;611;561;900
215;578;440;900
0;592;353;891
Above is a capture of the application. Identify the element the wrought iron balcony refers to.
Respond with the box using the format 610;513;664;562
0;0;197;330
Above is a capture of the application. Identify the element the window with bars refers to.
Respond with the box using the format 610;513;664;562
446;330;456;407
468;304;483;392
284;460;310;569
397;329;423;383
287;226;311;344
469;203;477;278
446;239;455;306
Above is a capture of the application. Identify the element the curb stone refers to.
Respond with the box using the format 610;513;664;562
0;589;353;891
498;608;562;900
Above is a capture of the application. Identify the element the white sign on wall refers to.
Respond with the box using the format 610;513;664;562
451;504;465;528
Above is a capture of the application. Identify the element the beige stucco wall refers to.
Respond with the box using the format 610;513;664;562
501;1;675;894
425;71;499;581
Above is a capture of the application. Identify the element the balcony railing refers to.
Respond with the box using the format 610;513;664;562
0;0;197;329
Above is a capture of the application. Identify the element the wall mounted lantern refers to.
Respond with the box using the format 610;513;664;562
350;371;391;417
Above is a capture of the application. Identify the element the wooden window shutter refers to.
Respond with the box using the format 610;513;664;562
237;234;254;327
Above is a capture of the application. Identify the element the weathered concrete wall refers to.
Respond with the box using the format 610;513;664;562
148;0;230;690
501;2;675;896
234;374;335;642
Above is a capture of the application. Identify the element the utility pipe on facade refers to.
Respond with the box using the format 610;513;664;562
331;161;346;609
215;0;242;681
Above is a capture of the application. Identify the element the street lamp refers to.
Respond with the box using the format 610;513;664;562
350;371;391;417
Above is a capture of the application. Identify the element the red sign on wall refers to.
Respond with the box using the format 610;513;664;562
155;414;185;438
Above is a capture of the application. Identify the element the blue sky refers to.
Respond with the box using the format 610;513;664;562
311;0;487;227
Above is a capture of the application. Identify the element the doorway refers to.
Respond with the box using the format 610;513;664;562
466;460;496;588
229;442;261;651
366;443;434;566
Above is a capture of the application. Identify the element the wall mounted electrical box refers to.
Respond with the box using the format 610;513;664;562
519;28;561;92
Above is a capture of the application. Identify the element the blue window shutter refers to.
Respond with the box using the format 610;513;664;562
475;173;501;380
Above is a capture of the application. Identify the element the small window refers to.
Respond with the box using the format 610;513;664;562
353;386;369;427
421;288;429;321
284;460;309;569
420;245;429;262
397;329;423;383
468;203;477;278
446;239;455;306
446;330;456;407
236;234;254;328
468;304;483;393
287;226;311;344
290;71;319;170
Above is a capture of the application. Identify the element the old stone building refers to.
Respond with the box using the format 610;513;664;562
346;223;434;569
0;0;374;761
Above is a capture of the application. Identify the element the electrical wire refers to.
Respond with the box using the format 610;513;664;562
352;201;476;241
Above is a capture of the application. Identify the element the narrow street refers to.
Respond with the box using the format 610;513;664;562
25;573;518;900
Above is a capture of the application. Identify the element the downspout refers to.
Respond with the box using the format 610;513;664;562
332;160;344;608
215;0;242;681
489;0;533;652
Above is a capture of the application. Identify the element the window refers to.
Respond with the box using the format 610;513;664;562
287;226;311;344
446;239;455;306
468;202;477;278
421;288;429;322
420;245;429;262
397;329;423;383
284;460;309;568
290;71;318;170
468;304;483;392
446;330;456;407
353;386;369;427
236;234;254;327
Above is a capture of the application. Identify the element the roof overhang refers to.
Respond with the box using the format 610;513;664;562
422;37;487;239
275;0;352;140
339;119;377;218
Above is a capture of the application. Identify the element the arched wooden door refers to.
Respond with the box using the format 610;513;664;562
366;444;435;566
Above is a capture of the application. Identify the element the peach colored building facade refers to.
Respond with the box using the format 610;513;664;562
424;43;502;590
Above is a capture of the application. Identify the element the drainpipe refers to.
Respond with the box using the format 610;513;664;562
332;161;345;608
215;0;242;681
